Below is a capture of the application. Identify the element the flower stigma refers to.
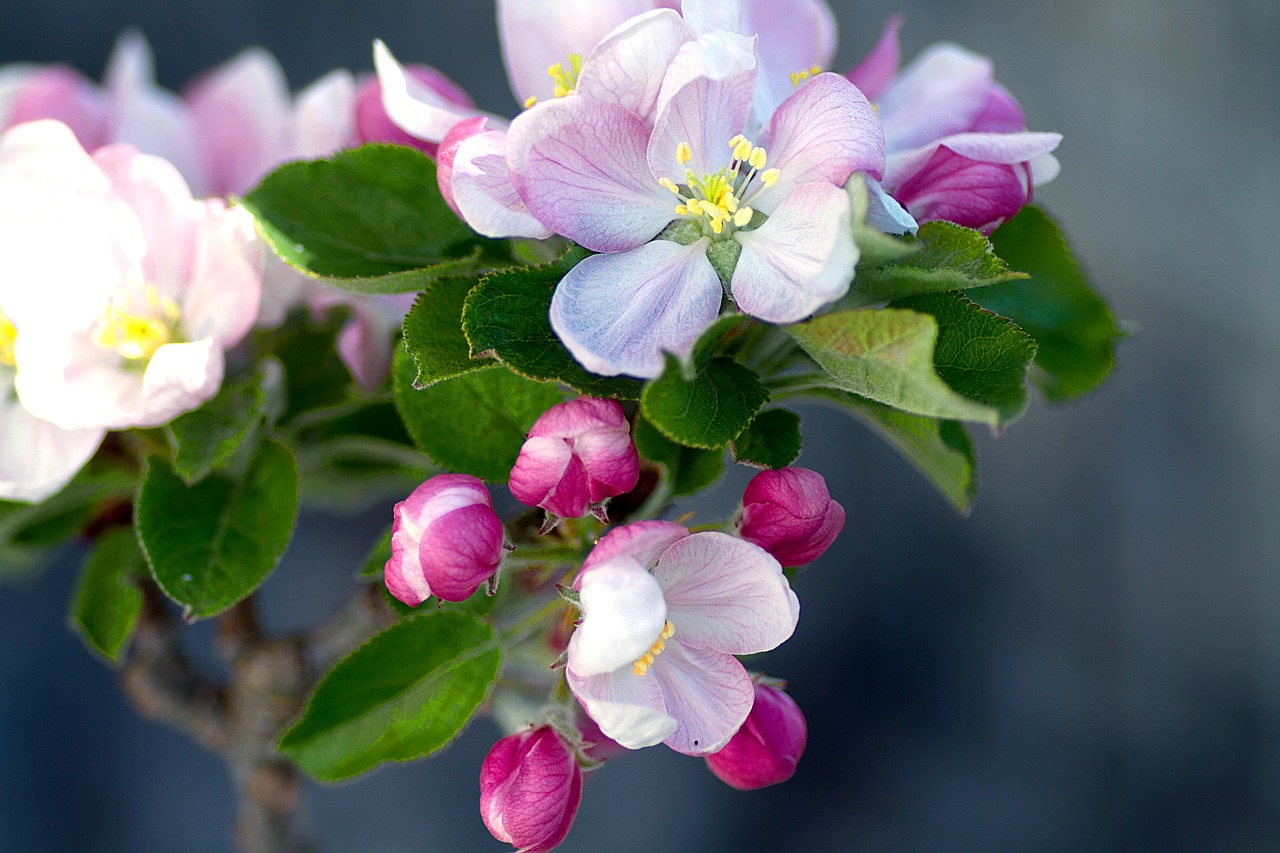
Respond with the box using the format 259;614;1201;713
632;620;676;676
0;308;16;367
91;276;182;363
658;136;780;238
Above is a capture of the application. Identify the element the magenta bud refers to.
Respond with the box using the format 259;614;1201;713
737;468;845;567
384;474;505;605
353;64;473;156
705;682;807;790
508;397;639;521
480;726;583;853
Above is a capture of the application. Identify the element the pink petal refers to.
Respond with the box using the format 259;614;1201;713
509;435;574;509
180;201;263;347
877;44;993;152
291;70;357;159
12;329;141;431
372;41;478;146
547;239;722;378
971;83;1027;133
731;180;856;322
845;15;902;102
651;641;754;755
507;97;672;252
6;66;107;150
894;147;1034;233
542;452;593;519
576;10;694;125
450;129;554;240
578;520;689;579
436;115;488;215
757;72;884;213
420;502;506;601
529;396;628;438
575;428;640;501
653;531;799;655
566;659;675;750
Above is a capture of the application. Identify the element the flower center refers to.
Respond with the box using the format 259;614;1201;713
0;308;16;368
523;53;584;108
91;280;181;363
789;65;824;87
658;135;780;238
631;620;676;676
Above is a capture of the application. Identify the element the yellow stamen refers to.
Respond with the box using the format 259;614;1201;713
658;177;681;194
91;283;180;363
660;134;781;237
632;621;676;676
524;95;538;109
674;204;690;216
733;207;754;227
675;141;693;165
760;168;781;188
790;65;825;87
0;309;16;367
732;138;754;162
748;147;767;170
546;54;584;99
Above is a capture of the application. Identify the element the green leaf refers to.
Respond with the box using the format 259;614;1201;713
786;308;1003;427
358;524;393;580
263;310;356;425
69;527;145;663
891;291;1038;425
278;611;500;781
631;415;725;496
240;144;490;293
137;440;299;620
402;276;494;387
846;175;919;268
731;408;803;469
461;250;644;400
814;389;977;514
850;221;1027;305
393;348;562;482
165;363;274;483
640;355;769;449
980;205;1122;401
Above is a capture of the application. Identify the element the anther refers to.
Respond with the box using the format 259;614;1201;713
749;147;767;170
760;168;781;188
676;142;693;165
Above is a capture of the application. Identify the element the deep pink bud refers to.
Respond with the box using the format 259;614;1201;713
705;682;807;790
737;467;845;567
508;397;639;521
480;726;583;853
384;474;505;605
353;64;472;157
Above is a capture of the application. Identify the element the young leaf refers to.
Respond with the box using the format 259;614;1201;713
786;309;1002;427
69;527;145;663
640;355;769;450
731;409;803;469
278;611;501;781
891;291;1038;425
165;363;272;483
137;440;299;620
980;205;1123;401
462;250;644;400
393;348;562;482
631;415;725;496
402;276;494;387
240;144;490;293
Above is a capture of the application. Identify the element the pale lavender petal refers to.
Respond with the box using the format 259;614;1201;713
509;435;573;509
498;0;663;106
578;520;689;578
680;0;739;35
654;531;799;655
570;558;668;676
757;73;883;213
651;641;754;755
1029;151;1061;186
648;30;757;182
863;176;918;235
357;64;472;153
576;10;694;125
928;130;1062;166
845;14;901;102
0;393;104;503
732;181;855;322
451;129;554;239
739;0;838;119
291;69;357;159
332;293;411;389
566;661;675;749
548;239;722;378
876;44;992;152
895;148;1032;234
373;41;478;145
508;97;672;251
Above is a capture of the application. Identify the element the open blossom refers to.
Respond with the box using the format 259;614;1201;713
0;120;261;431
508;397;639;521
848;16;1062;233
566;521;799;755
737;467;844;566
384;474;507;605
506;14;882;377
480;725;583;853
705;679;807;790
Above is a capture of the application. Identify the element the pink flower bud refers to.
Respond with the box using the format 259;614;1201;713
384;474;505;605
705;682;807;790
508;397;639;521
480;726;583;853
353;64;473;157
737;467;845;567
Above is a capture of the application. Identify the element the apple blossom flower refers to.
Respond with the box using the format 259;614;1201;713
505;20;881;377
509;397;639;522
566;520;800;755
847;17;1062;233
384;474;507;605
704;679;807;790
479;725;583;853
0;120;261;432
736;467;844;567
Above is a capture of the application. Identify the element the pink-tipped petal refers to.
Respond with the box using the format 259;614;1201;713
137;338;225;428
181;201;263;347
876;44;993;152
567;662;675;750
509;435;575;510
739;467;846;566
731;180;855;322
578;520;689;579
739;0;838;118
971;83;1027;133
372;41;477;146
6;66;107;150
450;129;554;240
575;9;694;125
291;70;357;159
846;15;902;102
651;641;754;756
548;239;722;379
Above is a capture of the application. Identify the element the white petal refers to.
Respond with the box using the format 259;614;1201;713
181;201;263;347
566;663;675;750
576;10;694;125
373;40;475;144
291;69;357;159
570;557;668;677
451;130;553;239
137;338;224;427
0;389;103;503
654;531;799;655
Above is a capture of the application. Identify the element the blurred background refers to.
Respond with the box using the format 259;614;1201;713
2;0;1278;850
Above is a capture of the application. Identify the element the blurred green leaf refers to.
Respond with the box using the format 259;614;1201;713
69;528;145;663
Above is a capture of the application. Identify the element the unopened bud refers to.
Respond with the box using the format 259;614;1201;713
736;467;845;567
705;681;806;790
480;725;583;852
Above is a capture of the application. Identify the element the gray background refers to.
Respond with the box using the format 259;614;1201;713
2;0;1278;850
